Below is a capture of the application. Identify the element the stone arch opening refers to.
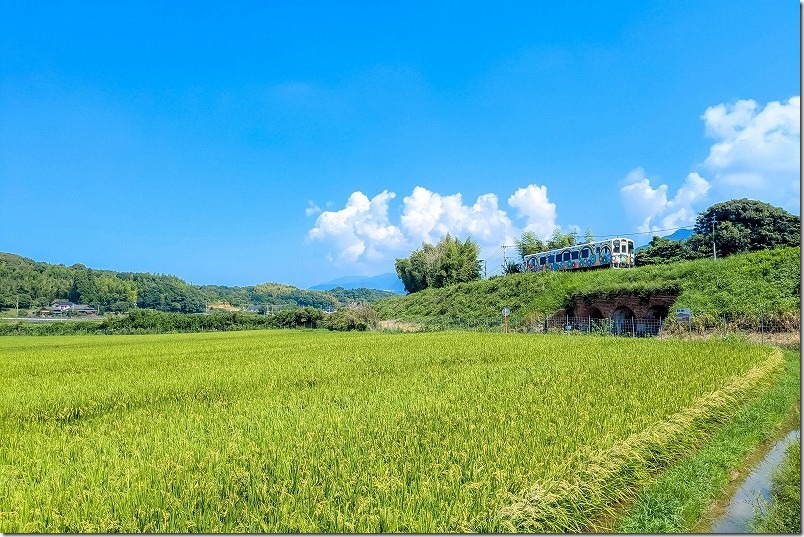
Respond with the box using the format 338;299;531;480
612;305;636;335
644;305;669;335
587;306;606;332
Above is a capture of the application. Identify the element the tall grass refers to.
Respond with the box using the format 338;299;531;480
0;331;782;532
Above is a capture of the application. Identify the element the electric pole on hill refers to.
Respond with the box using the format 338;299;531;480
712;217;717;260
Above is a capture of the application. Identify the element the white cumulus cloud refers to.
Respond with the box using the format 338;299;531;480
620;168;710;233
304;200;321;216
307;190;405;265
702;96;800;210
400;186;516;248
306;183;563;269
507;184;558;239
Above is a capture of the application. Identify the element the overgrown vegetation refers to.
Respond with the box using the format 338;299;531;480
376;247;800;323
637;198;800;266
752;438;801;533
394;234;481;293
0;306;378;335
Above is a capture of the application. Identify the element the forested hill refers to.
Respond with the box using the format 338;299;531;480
0;253;395;313
374;247;801;322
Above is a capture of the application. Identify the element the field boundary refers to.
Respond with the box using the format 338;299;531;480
499;349;784;532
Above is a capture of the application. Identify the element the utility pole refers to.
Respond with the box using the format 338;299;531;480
712;217;717;260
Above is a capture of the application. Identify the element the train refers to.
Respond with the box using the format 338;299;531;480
523;237;635;272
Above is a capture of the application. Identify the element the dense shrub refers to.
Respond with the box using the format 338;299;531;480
321;305;379;331
0;307;329;336
271;307;324;329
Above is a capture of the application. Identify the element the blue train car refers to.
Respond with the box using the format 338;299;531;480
523;237;635;272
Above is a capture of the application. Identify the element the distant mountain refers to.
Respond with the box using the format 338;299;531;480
635;228;695;250
310;273;405;294
664;228;695;241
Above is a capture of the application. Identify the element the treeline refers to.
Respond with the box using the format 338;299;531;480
0;253;395;313
0;306;379;336
636;199;800;266
199;283;395;310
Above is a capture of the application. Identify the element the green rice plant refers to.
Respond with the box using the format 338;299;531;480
0;331;782;532
616;348;800;533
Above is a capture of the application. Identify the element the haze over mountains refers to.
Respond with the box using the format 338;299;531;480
309;273;405;294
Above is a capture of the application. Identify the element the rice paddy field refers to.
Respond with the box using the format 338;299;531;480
0;331;785;532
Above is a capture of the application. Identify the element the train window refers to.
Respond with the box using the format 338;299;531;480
581;248;590;259
547;255;554;263
562;251;571;262
613;240;620;253
539;256;546;266
628;240;634;253
571;250;579;260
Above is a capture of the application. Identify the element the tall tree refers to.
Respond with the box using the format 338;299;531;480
514;231;545;259
691;198;800;257
395;234;482;293
546;228;578;250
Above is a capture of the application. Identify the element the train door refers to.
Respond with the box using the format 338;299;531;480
600;244;611;265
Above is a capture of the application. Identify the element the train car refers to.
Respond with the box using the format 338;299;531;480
523;237;635;272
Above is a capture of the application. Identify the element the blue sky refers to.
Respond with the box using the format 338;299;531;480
1;1;799;288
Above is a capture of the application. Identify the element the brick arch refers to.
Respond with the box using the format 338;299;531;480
612;306;636;335
647;304;669;321
612;305;636;321
573;292;678;320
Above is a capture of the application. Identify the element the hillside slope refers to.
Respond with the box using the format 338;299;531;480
374;247;800;322
0;253;392;313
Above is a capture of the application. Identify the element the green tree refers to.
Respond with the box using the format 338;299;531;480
691;198;800;257
514;231;545;259
395;234;482;293
546;228;578;250
502;259;523;274
635;236;704;266
584;228;595;243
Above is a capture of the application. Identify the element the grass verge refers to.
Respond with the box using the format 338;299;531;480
613;346;800;533
751;437;801;533
500;349;784;532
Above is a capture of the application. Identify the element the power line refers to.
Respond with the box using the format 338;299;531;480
480;224;698;278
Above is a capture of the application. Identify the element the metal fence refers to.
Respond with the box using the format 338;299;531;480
378;313;800;344
536;316;664;337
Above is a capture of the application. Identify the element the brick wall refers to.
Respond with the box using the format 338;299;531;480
552;292;678;320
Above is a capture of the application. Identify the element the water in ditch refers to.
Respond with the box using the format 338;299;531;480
709;428;800;533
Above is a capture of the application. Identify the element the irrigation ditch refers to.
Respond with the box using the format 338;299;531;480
708;428;800;532
610;345;801;533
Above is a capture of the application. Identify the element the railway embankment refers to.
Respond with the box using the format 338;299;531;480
374;246;800;328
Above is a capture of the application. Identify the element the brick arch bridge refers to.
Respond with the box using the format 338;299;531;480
553;292;678;322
